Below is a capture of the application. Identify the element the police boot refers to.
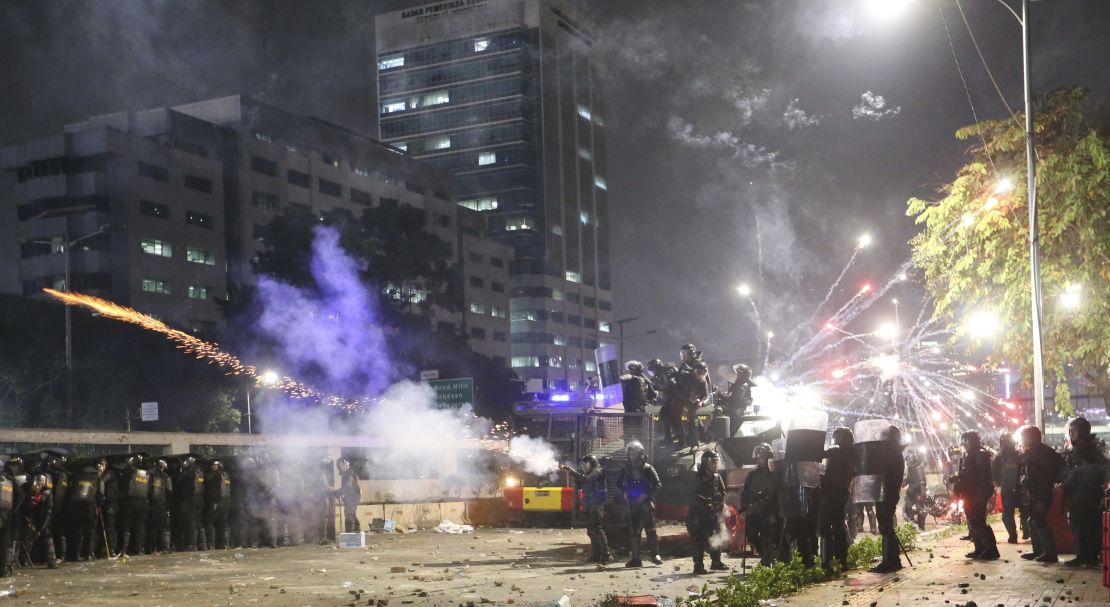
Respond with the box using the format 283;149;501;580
692;552;708;575
647;530;663;565
867;511;877;535
223;528;231;550
161;530;172;554
709;551;727;571
625;532;643;568
198;528;208;551
55;534;67;564
120;531;131;557
44;537;57;569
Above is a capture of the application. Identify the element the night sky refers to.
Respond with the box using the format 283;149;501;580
2;0;1108;374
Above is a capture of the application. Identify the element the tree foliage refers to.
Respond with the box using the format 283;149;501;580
907;88;1110;414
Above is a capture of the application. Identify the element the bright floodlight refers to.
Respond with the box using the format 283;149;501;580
261;369;280;385
865;0;915;21
1061;283;1081;310
994;177;1014;194
766;330;775;339
960;213;975;227
898;272;908;281
857;233;873;249
877;322;897;340
737;283;752;297
968;310;999;339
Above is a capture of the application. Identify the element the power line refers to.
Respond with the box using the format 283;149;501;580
937;0;998;173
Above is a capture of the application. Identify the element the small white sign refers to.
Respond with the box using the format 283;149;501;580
420;369;440;380
140;401;159;422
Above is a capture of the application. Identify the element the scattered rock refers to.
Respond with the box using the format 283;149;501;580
389;566;406;573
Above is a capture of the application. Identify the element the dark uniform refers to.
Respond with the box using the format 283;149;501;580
819;429;854;571
870;426;905;574
902;452;927;530
336;459;362;533
951;432;998;560
68;462;99;560
991;434;1025;543
1018;426;1063;563
119;459;152;555
620;362;658;414
203;462;231;549
722;364;755;437
18;475;57;568
174;458;205;551
671;363;710;448
687;451;727;574
98;460;121;558
619;442;662;567
562;455;610;563
47;457;70;561
1061;417;1107;567
0;466;21;577
741;444;781;566
148;460;173;553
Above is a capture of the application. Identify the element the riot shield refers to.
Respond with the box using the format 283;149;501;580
851;418;890;504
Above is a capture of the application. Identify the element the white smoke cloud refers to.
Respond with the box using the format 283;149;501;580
507;435;561;476
666;116;786;170
782;98;821;130
852;90;902;121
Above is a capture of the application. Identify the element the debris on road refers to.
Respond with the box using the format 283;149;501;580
434;519;474;534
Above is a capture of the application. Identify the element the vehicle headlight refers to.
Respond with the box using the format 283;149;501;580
503;476;520;488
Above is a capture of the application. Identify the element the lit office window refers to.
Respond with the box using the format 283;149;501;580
141;278;172;295
552;289;564;301
459;197;499;212
565;271;581;283
382;101;406;114
594;176;608;190
511;356;541;368
474;38;490;52
578;148;592;161
505;216;534;231
428;136;451;150
186;246;216;266
553;335;567;346
551;225;563;236
600;323;611;333
469;302;486;314
511;310;538;322
549;356;564;368
187;285;209;300
579;211;590;225
140;238;172;258
378;55;404;70
577;104;592;120
585;361;598;373
422;91;449;106
478;151;496;166
490;306;507;318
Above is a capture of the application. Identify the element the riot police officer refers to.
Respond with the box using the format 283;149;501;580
619;441;663;567
687;451;727;574
0;459;17;577
645;358;676;401
117;454;152;556
1061;417;1107;567
203;460;231;549
620;361;658;414
671;361;711;448
1018;425;1063;563
18;474;57;568
174;456;204;551
870;425;905;574
68;459;99;560
741;443;781;566
902;450;927;531
723;364;756;436
97;457;121;558
992;432;1024;544
47;456;70;562
335;458;362;533
148;459;173;553
560;454;611;564
819;427;854;571
950;431;998;560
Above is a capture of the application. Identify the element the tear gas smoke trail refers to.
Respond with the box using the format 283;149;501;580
507;435;561;476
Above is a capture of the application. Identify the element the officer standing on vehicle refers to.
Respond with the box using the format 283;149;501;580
819;427;854;572
723;364;756;436
620;361;657;414
17;474;57;568
560;454;611;564
1018;425;1063;563
950;431;998;560
118;454;151;556
619;441;663;567
335;458;362;533
671;361;711;448
1060;417;1107;568
992;432;1025;544
870;425;905;574
203;460;231;549
741;443;781;566
902;451;927;531
687;451;727;574
148;459;173;553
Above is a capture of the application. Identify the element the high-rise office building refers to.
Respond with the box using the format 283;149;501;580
375;0;613;389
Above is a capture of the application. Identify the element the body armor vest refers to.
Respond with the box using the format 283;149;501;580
0;477;12;511
128;469;150;499
73;473;97;503
150;474;167;502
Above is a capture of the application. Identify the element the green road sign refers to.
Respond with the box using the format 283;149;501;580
428;377;474;409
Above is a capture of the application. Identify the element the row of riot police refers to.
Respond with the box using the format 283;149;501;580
0;451;363;576
621;344;756;449
561;441;731;574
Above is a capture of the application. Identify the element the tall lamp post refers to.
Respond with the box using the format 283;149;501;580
609;317;640;366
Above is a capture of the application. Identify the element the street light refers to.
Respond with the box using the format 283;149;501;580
1060;284;1081;310
857;233;873;249
967;310;999;339
246;369;280;434
736;283;752;297
608;317;640;366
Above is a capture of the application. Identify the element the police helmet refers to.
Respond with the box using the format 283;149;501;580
1066;417;1092;439
626;441;645;461
732;363;752;379
905;450;919;465
580;454;599;469
1019;425;1042;442
31;474;48;490
155;459;168;471
752;443;773;460
210;460;222;471
832;426;854;448
960;431;981;449
885;425;902;444
700;450;720;466
625;360;644;374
